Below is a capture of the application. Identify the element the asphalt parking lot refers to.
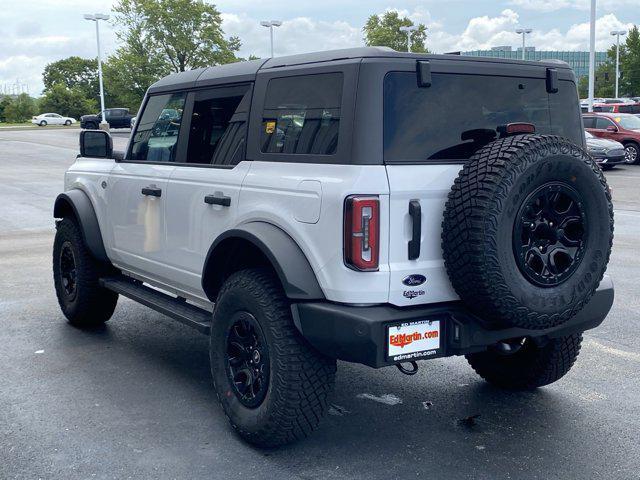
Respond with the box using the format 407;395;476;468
1;128;639;480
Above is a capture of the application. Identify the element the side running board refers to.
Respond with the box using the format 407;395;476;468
100;276;211;334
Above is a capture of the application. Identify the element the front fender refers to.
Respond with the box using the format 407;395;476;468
53;190;109;263
202;222;324;301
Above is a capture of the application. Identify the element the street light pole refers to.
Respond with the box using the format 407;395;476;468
515;28;533;60
611;30;627;98
84;13;110;128
260;20;282;58
399;25;418;53
588;0;596;112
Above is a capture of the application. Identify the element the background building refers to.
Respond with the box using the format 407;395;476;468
462;47;608;81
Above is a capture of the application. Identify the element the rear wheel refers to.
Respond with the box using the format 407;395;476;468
39;120;47;127
624;142;639;164
466;333;583;390
53;218;118;327
209;268;336;447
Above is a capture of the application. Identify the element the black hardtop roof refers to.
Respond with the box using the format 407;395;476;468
147;47;572;94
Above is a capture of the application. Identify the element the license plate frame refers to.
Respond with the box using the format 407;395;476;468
386;319;443;363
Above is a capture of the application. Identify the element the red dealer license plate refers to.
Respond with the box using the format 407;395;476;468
386;320;442;362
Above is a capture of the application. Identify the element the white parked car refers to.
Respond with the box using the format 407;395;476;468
31;113;76;127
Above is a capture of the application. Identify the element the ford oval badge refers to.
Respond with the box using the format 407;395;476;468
402;274;426;287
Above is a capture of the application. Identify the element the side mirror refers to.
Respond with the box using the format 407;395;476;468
606;125;618;133
80;130;113;158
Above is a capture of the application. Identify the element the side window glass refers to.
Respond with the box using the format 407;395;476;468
260;73;343;156
582;117;596;129
185;85;250;165
129;92;186;162
595;117;613;130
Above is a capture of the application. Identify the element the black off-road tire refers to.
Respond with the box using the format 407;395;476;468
53;218;118;327
466;333;583;390
442;135;613;330
209;268;336;447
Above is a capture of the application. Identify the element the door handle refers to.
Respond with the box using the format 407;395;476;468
141;186;162;197
204;194;231;207
408;200;421;260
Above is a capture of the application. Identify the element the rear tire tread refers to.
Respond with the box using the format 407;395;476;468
211;268;336;447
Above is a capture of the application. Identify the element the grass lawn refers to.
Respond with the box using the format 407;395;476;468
0;122;35;128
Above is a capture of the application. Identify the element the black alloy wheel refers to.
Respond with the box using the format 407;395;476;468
225;312;270;408
59;241;78;302
513;182;587;287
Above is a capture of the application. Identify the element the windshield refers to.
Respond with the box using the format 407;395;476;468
384;72;583;163
616;115;640;130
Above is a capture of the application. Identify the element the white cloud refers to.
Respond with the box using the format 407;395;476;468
222;13;362;59
0;3;636;96
509;0;639;12
426;10;632;53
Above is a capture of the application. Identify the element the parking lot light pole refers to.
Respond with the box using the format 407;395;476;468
400;25;418;53
84;13;110;129
515;28;533;60
611;30;627;98
588;0;596;112
260;20;282;58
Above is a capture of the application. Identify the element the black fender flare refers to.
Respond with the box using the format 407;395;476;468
53;190;109;263
202;222;324;301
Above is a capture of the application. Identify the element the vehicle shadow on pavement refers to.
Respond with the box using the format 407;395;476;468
44;303;622;479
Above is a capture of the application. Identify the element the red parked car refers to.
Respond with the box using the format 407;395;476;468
591;103;640;114
583;112;640;164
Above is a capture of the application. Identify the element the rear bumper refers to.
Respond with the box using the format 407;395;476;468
292;276;614;368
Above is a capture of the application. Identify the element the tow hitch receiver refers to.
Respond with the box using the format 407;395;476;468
396;361;419;375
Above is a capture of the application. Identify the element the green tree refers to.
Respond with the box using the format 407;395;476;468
102;37;168;112
38;84;98;119
578;25;640;98
363;11;429;53
43;56;99;99
0;96;13;122
3;93;36;122
620;26;640;96
112;0;241;73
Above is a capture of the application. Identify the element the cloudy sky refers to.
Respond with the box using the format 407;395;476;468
0;0;637;95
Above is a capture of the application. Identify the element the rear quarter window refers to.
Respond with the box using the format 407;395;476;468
260;73;343;156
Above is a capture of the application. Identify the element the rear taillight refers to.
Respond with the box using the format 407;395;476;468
344;195;379;271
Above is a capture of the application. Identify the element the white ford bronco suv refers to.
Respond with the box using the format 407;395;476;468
53;48;614;447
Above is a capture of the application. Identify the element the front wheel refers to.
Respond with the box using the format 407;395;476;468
466;333;583;390
39;120;47;127
64;120;71;126
624;142;639;164
53;218;118;327
210;268;336;447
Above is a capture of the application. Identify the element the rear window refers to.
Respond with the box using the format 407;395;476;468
619;105;640;114
384;72;583;163
261;73;342;156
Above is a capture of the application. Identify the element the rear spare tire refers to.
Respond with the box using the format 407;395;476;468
442;135;613;330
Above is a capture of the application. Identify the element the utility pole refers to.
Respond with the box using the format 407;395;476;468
611;30;627;98
260;20;283;58
400;25;418;53
588;0;596;112
515;28;533;60
84;13;110;129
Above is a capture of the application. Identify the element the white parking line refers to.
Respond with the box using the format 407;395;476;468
584;338;640;362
